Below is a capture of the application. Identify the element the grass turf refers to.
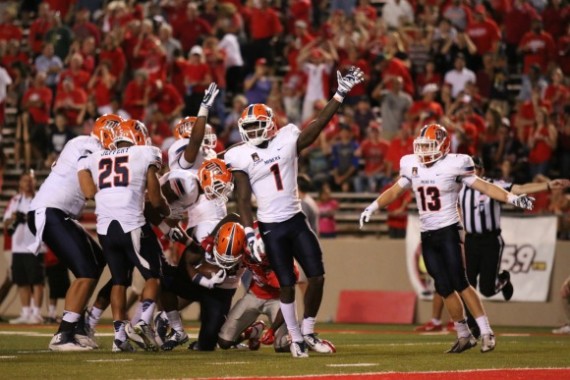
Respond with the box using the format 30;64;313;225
0;323;568;379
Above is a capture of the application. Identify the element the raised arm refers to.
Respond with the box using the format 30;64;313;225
182;83;219;166
296;66;364;153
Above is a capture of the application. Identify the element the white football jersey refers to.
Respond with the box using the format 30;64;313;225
80;145;162;235
224;124;302;223
31;136;102;218
159;169;200;220
167;138;216;171
397;153;477;232
168;139;226;233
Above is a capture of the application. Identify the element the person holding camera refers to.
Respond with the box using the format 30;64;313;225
3;172;45;324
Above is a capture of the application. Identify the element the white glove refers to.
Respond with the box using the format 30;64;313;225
335;66;365;100
167;227;185;242
245;227;265;263
507;193;535;211
198;82;220;116
359;201;379;229
197;269;226;289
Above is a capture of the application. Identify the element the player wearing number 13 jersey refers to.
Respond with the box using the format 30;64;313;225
360;124;536;355
225;66;365;358
78;119;170;352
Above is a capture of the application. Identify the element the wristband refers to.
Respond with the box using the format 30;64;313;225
506;193;517;205
367;200;380;212
198;105;209;117
333;92;344;103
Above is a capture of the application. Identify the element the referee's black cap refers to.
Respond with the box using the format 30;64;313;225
472;156;484;169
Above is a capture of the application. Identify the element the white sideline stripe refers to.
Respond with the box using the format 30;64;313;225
16;350;51;354
0;355;17;359
86;359;133;363
344;342;444;347
326;363;378;368
208;362;250;365
500;333;530;337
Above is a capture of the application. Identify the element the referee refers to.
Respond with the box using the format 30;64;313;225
460;156;569;337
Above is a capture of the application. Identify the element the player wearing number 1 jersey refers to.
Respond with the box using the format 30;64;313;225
360;124;536;354
225;66;364;358
78;119;170;352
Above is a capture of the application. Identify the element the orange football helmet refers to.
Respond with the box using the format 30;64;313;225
413;124;450;164
174;117;217;150
237;104;277;146
212;222;246;269
111;119;150;148
92;113;123;149
198;158;234;203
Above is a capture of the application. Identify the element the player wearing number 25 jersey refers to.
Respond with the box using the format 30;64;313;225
360;124;536;355
78;119;170;352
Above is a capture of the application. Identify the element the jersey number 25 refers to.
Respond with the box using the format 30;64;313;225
99;156;130;189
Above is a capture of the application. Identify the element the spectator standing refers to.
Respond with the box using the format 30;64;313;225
382;0;414;30
386;123;414;173
171;2;212;55
53;78;88;129
466;6;501;57
34;43;63;95
245;0;283;68
298;43;335;123
0;64;11;134
4;172;45;325
183;46;212;116
87;62;116;115
528;107;557;177
158;24;182;64
331;124;360;192
373;76;412;139
504;0;539;70
98;32;126;84
317;184;339;238
123;70;150;121
218;21;245;98
354;123;390;193
518;18;556;74
149;79;184;124
444;54;476;99
59;53;90;91
222;94;248;146
72;8;100;46
28;3;53;56
0;7;22;42
244;58;273;106
44;11;73;61
442;0;473;31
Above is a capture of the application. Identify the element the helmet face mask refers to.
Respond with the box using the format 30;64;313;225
203;124;217;150
413;124;450;164
198;158;234;204
238;104;276;146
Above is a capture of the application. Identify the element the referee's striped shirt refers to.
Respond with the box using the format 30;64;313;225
459;178;512;234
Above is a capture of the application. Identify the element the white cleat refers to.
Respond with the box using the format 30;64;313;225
9;315;31;324
552;324;570;334
75;333;99;349
303;333;336;353
132;321;159;352
49;332;93;352
112;339;136;352
480;334;496;353
290;341;309;358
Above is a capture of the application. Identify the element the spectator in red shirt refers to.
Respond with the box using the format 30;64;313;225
79;36;96;74
20;72;53;167
415;61;443;96
171;2;213;54
28;3;53;56
45;0;75;22
543;67;570;115
408;84;444;125
87;62;116;115
0;8;22;42
339;44;369;105
123;70;150;121
353;123;391;193
386;122;414;173
466;5;501;56
504;0;539;70
59;53;90;91
286;0;311;33
557;23;570;75
72;8;101;46
528;106;558;177
99;32;127;83
542;0;568;39
373;54;414;96
1;40;29;79
54;78;88;128
149;80;184;123
245;0;283;69
382;174;413;238
285;20;315;72
518;18;556;74
183;45;212;116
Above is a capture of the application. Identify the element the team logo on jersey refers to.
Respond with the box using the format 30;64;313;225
251;153;260;162
412;167;418;177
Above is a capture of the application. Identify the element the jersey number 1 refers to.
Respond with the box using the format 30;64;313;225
270;163;283;191
99;156;130;189
418;186;441;211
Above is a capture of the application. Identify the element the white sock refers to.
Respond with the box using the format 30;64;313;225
475;315;493;335
454;319;471;338
62;311;81;323
131;303;143;325
22;306;31;317
140;299;156;324
301;317;316;335
48;305;57;318
431;318;442;326
113;320;127;341
166;310;184;333
89;307;104;329
31;306;41;316
280;302;303;343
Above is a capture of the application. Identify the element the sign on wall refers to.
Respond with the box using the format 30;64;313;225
405;215;557;302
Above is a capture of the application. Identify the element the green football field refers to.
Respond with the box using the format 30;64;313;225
0;323;569;380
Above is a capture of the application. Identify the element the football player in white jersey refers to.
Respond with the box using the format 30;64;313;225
27;113;121;352
360;124;535;354
78;119;170;352
167;83;227;242
224;66;364;358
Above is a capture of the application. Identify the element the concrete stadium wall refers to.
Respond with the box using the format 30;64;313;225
1;237;569;327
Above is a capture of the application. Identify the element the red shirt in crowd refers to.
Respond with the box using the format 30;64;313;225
408;100;444;124
22;86;53;125
386;134;414;172
360;138;390;175
287;0;311;32
183;62;211;94
45;0;75;18
123;80;149;121
557;34;570;75
171;16;212;53
466;18;501;55
544;84;570;114
247;6;283;40
519;31;556;73
99;46;127;79
504;3;538;45
73;21;101;46
28;18;53;54
59;68;90;91
0;23;22;42
91;77;115;108
528;125;554;164
54;87;88;125
383;58;414;96
542;5;570;40
150;83;183;117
